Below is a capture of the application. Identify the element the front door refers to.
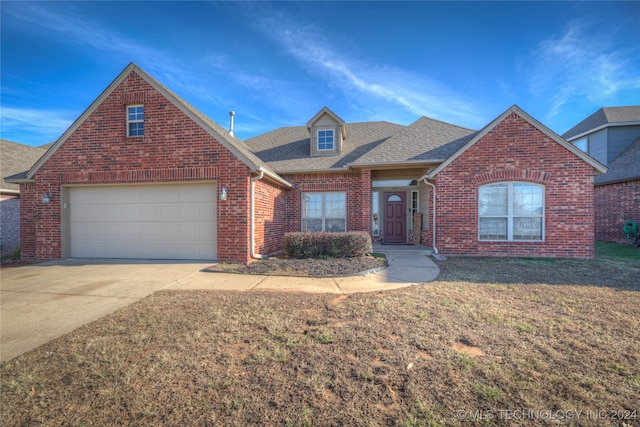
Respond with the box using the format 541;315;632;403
383;192;406;243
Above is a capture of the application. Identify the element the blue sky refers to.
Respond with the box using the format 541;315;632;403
1;1;639;146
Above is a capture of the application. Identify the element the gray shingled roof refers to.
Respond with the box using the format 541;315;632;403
246;116;479;172
246;121;405;172
562;106;640;140
1;140;46;192
352;116;477;165
595;136;640;185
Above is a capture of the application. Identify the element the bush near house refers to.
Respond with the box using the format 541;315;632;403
283;231;372;258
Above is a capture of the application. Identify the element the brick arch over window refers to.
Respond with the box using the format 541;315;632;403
473;169;551;186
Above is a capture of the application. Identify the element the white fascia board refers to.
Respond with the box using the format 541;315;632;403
564;121;640;142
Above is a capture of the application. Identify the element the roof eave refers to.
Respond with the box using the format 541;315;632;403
256;167;294;188
564;121;640;141
349;159;444;169
4;177;35;184
595;176;640;186
273;159;443;175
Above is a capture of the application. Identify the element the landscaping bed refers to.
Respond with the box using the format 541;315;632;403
206;254;387;277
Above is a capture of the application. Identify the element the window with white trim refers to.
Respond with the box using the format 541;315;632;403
302;192;346;232
317;129;334;151
127;105;144;137
479;182;544;241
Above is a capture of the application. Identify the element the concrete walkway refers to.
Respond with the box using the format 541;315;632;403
172;245;439;294
0;249;438;362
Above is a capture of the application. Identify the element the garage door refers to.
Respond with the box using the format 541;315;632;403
69;183;216;260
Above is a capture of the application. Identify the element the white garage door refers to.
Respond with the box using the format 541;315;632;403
69;183;216;260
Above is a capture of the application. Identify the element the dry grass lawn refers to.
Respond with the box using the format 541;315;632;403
1;242;639;426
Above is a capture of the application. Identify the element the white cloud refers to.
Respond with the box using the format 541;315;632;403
0;107;73;144
250;7;484;128
4;3;141;58
527;21;640;120
3;2;232;111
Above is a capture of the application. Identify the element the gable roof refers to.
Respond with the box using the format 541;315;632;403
306;106;345;128
424;105;608;180
11;63;291;188
595;136;640;185
562;106;640;141
1;140;47;193
352;116;477;167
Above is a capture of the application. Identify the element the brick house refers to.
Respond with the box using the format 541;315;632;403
6;63;606;263
0;140;47;256
562;106;640;242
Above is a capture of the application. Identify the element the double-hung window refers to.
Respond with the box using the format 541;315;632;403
317;129;334;151
479;182;544;241
127;105;144;137
302;192;346;232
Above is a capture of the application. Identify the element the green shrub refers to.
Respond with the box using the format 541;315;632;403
282;232;372;258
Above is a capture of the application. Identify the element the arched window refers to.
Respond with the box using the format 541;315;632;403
478;182;544;241
387;195;401;202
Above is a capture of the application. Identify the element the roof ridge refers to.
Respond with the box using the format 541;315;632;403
414;115;477;132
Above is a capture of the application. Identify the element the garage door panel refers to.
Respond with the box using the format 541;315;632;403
69;184;217;260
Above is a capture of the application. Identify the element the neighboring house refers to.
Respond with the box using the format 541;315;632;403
0;140;47;256
5;63;606;263
562;106;640;242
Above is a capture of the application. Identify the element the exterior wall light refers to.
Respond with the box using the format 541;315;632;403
42;192;53;203
220;187;228;201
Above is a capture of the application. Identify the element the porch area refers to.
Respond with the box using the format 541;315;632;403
372;243;434;257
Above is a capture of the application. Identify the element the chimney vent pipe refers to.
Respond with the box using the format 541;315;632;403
229;111;235;137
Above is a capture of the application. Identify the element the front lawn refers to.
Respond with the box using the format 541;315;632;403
1;243;638;426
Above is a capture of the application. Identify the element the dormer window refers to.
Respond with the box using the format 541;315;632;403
127;105;144;137
307;107;345;157
317;129;334;151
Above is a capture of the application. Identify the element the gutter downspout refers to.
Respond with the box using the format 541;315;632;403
250;170;267;259
422;179;439;255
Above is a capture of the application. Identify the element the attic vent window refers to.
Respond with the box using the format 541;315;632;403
127;105;144;137
317;129;334;151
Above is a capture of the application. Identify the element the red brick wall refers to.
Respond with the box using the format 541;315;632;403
18;184;37;261
433;113;596;259
282;171;372;235
253;178;287;256
594;179;640;242
20;70;255;263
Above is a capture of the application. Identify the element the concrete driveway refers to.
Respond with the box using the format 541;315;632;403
1;254;437;363
0;259;211;363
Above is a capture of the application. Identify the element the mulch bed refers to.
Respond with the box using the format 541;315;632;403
205;255;387;277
